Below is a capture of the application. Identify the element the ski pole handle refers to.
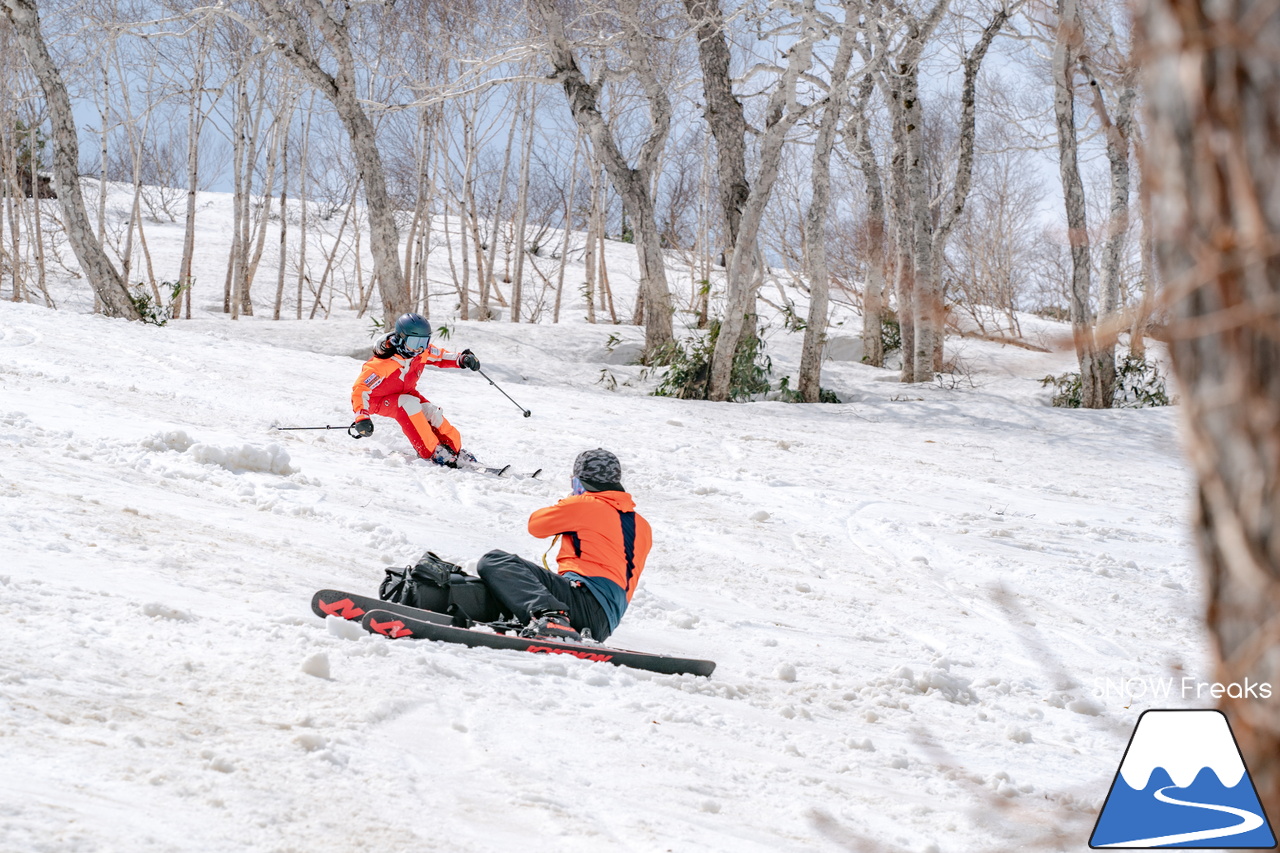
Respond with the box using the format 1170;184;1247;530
477;368;532;418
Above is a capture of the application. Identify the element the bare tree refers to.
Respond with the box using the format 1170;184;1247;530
1138;0;1280;816
244;0;410;322
1078;0;1135;390
848;76;891;368
1051;0;1108;405
532;0;675;356
798;1;860;403
0;0;139;318
684;0;820;401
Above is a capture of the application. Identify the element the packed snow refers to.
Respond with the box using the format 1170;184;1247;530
0;188;1215;852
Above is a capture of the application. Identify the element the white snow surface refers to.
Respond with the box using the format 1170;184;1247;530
0;189;1213;852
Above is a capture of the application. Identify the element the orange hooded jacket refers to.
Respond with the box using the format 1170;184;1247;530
350;342;464;417
529;490;651;620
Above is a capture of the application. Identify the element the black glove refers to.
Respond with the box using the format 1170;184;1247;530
349;418;374;439
459;349;480;371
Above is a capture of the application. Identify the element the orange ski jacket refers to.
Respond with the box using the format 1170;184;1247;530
528;490;651;604
351;343;464;416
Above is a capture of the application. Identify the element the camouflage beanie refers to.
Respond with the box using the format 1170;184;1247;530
573;448;623;492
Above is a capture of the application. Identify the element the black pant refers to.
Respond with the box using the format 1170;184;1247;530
477;550;613;642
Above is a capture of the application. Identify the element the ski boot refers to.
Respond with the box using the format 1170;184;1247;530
428;445;459;467
521;610;581;643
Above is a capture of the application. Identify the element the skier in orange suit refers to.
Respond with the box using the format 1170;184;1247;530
349;313;481;466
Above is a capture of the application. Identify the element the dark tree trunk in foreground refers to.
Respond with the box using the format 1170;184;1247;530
1138;0;1280;816
0;0;139;319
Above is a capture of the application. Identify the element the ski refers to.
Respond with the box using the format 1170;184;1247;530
462;463;541;480
360;608;716;677
311;589;454;627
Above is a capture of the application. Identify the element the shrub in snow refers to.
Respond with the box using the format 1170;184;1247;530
128;280;188;326
775;375;841;404
1041;352;1172;408
188;442;297;475
651;319;772;402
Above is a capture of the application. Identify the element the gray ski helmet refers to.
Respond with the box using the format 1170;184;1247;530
391;313;432;356
573;448;623;492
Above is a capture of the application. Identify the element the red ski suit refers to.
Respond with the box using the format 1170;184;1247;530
351;343;467;459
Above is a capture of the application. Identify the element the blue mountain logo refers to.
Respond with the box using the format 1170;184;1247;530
1091;709;1276;848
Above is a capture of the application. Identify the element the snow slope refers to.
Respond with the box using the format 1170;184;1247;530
0;189;1211;852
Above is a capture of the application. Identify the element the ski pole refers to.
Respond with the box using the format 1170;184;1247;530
477;368;532;418
276;424;367;438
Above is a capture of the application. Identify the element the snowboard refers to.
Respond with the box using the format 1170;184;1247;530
311;588;455;626
360;608;717;677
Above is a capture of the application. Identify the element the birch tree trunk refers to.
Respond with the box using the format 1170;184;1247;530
850;78;888;368
903;59;935;383
682;0;749;249
0;0;138;319
179;27;211;321
482;87;521;320
799;6;857;402
1083;57;1135;387
226;75;245;315
295;93;314;320
1138;0;1280;817
553;135;579;324
511;88;537;323
925;7;1008;376
699;3;819;400
273;114;290;320
875;0;947;383
532;0;674;357
254;0;409;322
583;162;599;324
1053;0;1107;407
887;103;916;379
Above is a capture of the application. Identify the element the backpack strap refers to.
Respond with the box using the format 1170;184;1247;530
619;511;637;594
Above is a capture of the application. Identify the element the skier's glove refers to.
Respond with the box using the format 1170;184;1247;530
349;418;374;439
459;349;481;371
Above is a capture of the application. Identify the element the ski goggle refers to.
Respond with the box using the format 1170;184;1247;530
571;476;587;496
402;334;431;353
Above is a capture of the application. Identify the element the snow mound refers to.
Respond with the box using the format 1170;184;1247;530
301;652;331;679
141;429;196;453
890;664;976;705
141;602;195;621
188;441;297;475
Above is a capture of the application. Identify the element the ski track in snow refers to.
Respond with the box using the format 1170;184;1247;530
0;209;1210;852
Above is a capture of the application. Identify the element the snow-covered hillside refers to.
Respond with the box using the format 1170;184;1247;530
0;187;1209;852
